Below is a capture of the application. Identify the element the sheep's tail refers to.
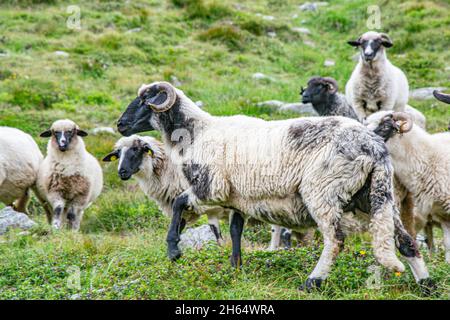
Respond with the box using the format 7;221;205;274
369;158;405;272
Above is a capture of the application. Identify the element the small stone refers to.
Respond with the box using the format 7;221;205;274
252;72;274;82
0;207;36;235
267;31;277;38
170;75;182;87
299;2;328;11
125;27;142;34
279;103;318;116
91;127;115;135
303;40;316;47
195;100;204;108
256;13;275;21
70;294;81;300
410;87;447;100
54;50;69;57
292;13;299;19
291;27;311;34
256;100;285;109
324;59;335;67
179;225;217;250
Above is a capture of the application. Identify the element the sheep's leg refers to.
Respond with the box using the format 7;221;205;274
302;217;343;291
229;211;244;268
167;194;189;261
51;202;65;229
14;190;30;214
268;225;282;251
400;192;416;238
280;228;292;249
31;186;53;224
424;222;434;254
207;215;224;246
67;206;85;232
442;221;450;264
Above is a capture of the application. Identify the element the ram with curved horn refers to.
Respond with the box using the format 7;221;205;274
117;81;434;293
366;111;450;265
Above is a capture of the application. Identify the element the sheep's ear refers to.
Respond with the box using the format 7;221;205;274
102;150;120;162
143;144;155;158
77;129;88;137
380;33;393;48
39;130;52;138
347;38;361;47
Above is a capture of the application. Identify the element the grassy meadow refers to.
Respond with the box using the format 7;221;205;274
0;0;449;299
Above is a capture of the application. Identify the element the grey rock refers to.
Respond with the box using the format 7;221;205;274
291;27;311;34
170;75;182;87
279;103;318;115
0;207;36;235
91;127;115;135
299;1;328;12
303;40;316;47
179;225;217;250
410;87;447;100
125;27;142;34
324;59;335;67
267;31;277;38
256;13;275;21
54;50;69;57
257;100;285;109
252;72;275;82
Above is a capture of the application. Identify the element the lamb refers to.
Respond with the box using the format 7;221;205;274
0;127;43;213
116;81;433;292
365;111;450;263
36;119;103;231
102;135;230;244
345;31;409;121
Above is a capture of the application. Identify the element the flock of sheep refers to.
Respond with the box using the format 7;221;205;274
1;31;449;294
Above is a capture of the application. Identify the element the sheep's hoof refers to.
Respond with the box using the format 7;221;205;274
168;248;182;261
299;278;323;292
230;255;242;269
418;278;437;296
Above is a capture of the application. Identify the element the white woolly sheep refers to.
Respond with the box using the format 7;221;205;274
36;119;103;231
366;111;450;264
0;127;44;213
116;81;433;292
103;135;230;244
345;31;409;121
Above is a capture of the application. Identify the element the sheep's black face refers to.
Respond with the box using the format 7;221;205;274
360;39;383;62
301;82;329;106
118;145;146;180
372;115;399;142
118;97;154;136
54;130;75;152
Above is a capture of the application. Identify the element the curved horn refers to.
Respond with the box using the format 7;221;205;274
392;112;413;134
433;90;450;104
143;82;177;113
323;77;339;94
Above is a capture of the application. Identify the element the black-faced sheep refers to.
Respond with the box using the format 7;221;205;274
103;135;229;244
366;111;450;264
37;119;103;231
116;81;432;291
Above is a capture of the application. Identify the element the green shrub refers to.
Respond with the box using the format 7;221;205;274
198;25;246;50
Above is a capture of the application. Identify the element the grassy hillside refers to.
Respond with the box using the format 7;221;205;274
0;0;449;299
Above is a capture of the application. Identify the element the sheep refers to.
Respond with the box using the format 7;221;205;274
116;81;433;292
301;76;359;120
302;76;426;238
345;31;409;121
36;119;103;231
0;127;44;213
365;111;450;264
102;135;230;245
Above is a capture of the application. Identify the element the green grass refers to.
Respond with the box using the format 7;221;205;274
0;0;449;300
